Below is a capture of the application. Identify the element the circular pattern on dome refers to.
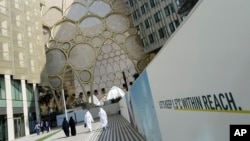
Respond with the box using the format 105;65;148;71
97;55;102;60
125;35;145;59
114;79;121;86
94;76;101;82
127;75;134;82
102;59;108;64
106;81;113;87
137;59;148;71
93;83;98;90
89;1;111;17
69;44;95;69
53;21;77;42
102;30;112;38
101;75;108;81
129;67;137;74
114;56;120;61
46;49;67;75
115;50;121;56
62;42;70;50
92;37;102;47
79;17;104;36
115;34;126;43
102;44;112;54
65;3;88;21
106;14;129;33
80;70;91;82
48;40;57;48
50;76;62;89
75;34;84;42
108;58;113;63
115;72;122;79
120;54;127;59
109;52;115;57
99;83;105;89
127;28;137;35
108;73;115;80
103;54;109;59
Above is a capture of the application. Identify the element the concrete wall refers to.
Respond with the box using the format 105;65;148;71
119;97;130;123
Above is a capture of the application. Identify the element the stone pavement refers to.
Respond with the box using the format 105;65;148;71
14;119;102;141
14;114;145;141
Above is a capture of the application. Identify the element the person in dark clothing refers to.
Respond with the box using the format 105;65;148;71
69;116;76;136
40;121;44;134
62;117;70;137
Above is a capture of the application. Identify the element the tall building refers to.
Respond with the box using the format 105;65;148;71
0;0;45;140
128;0;186;53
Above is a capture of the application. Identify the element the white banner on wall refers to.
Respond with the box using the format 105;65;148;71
145;0;250;141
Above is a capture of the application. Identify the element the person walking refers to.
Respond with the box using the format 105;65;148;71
34;122;40;135
40;121;44;134
84;110;94;132
62;117;70;137
99;108;108;130
45;120;50;133
69;116;76;136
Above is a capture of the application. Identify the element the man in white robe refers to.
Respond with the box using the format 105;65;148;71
84;110;94;132
99;108;108;130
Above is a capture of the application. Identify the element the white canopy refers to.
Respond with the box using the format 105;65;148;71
106;86;125;100
88;95;101;106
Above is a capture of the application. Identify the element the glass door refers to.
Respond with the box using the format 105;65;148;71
0;116;7;141
14;117;22;139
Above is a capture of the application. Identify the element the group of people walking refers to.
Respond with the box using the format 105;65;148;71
62;108;109;137
62;116;76;137
34;120;50;135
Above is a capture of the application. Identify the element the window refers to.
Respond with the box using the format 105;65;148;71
174;20;180;28
0;75;6;99
26;84;34;101
164;6;170;16
144;19;150;28
149;0;156;8
138;23;143;31
148;32;156;44
158;26;169;39
169;3;175;13
142;38;148;48
141;3;150;14
158;28;165;38
27;26;32;37
14;0;21;9
163;26;170;37
133;9;141;20
11;78;22;100
141;4;146;14
145;3;149;12
145;17;153;28
154;11;162;23
136;9;140;18
129;0;134;6
0;42;10;61
133;11;137;20
0;0;7;14
169;22;175;33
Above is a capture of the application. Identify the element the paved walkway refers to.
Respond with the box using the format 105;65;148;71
14;114;145;141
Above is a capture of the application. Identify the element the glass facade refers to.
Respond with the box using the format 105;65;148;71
128;0;184;53
0;115;7;141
